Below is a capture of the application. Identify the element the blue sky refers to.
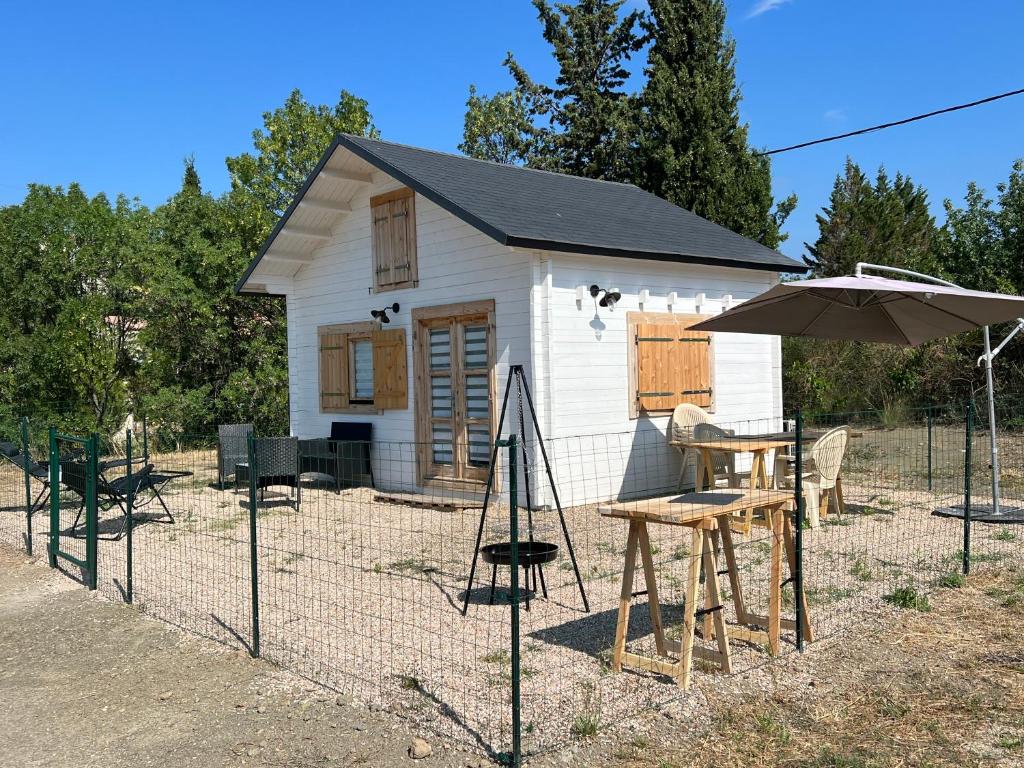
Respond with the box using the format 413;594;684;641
2;0;1022;263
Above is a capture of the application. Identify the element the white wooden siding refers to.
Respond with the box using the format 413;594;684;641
529;252;783;506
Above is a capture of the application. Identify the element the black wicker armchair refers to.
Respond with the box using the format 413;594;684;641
242;436;301;509
217;423;253;489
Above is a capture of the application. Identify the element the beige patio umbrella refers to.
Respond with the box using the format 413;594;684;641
690;263;1024;514
689;273;1024;346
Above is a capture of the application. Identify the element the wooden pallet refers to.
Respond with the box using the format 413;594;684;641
373;491;484;511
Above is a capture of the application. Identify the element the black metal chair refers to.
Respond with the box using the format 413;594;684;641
217;423;253;489
329;422;374;489
62;459;175;540
0;441;51;516
298;438;339;492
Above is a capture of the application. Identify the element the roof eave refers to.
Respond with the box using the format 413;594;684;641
234;135;347;295
504;235;809;273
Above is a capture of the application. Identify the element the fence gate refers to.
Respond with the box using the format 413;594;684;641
47;428;98;590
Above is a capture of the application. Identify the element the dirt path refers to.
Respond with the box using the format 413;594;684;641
0;545;476;768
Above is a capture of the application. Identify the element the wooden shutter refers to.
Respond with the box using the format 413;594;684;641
319;332;349;412
636;322;681;413
371;188;416;291
633;313;713;414
372;327;408;410
678;322;713;408
371;202;394;288
390;193;415;285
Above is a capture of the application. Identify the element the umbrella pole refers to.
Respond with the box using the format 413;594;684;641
982;328;1001;516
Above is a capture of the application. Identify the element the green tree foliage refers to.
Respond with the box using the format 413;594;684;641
0;184;148;433
638;0;794;248
502;0;644;180
1;89;378;441
136;159;289;436
804;158;937;277
463;0;795;246
458;86;535;164
226;88;378;255
934;167;1024;295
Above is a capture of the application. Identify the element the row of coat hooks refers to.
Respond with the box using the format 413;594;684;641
576;286;735;313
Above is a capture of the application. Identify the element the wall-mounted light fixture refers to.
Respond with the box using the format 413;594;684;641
371;302;400;324
638;288;649;310
589;284;621;311
695;292;706;314
667;291;678;312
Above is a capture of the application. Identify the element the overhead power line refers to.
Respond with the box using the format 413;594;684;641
760;87;1024;156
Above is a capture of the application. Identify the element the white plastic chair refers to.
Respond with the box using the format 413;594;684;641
691;422;739;488
669;403;713;490
781;425;850;528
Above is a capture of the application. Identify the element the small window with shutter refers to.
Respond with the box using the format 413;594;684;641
318;322;408;413
627;312;713;418
370;187;417;292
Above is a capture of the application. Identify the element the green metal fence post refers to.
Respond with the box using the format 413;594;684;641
125;429;134;604
86;433;99;590
506;433;522;768
247;434;261;658
47;426;58;568
963;401;974;575
20;417;33;555
794;409;805;652
926;406;933;491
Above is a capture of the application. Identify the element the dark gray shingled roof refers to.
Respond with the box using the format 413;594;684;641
237;134;806;291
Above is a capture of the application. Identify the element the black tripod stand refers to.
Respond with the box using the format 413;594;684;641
461;365;589;615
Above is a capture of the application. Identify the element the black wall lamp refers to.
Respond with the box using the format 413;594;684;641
589;284;621;310
371;303;400;323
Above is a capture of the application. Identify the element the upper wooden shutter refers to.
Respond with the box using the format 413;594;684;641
319;332;349;412
372;327;408;410
390;193;415;285
371;188;416;290
372;202;394;287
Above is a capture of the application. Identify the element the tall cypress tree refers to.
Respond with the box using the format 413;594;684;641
503;0;644;180
805;158;937;277
637;0;794;247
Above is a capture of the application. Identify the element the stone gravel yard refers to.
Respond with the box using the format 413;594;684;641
1;422;1021;761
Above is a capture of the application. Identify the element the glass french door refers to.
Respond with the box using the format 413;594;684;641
418;309;494;484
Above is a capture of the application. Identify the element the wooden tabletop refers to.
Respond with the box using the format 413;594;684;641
599;489;793;527
670;437;794;452
671;430;863;449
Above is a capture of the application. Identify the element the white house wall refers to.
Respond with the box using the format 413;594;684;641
531;251;783;506
285;181;532;491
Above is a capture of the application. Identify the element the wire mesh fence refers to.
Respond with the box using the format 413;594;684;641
0;399;1021;763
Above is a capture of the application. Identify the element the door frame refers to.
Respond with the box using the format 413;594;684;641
412;299;498;488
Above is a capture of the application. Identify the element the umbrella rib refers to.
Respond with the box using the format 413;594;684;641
898;292;987;327
878;301;913;345
797;300;836;336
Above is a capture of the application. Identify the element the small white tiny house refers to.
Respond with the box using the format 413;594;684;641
236;135;806;503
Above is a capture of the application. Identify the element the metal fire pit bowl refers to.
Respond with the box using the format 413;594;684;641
480;541;559;567
479;542;558;610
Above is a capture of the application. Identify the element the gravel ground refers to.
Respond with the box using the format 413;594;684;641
0;422;1021;760
0;543;471;768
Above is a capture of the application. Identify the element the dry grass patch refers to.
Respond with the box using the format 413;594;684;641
601;567;1024;768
